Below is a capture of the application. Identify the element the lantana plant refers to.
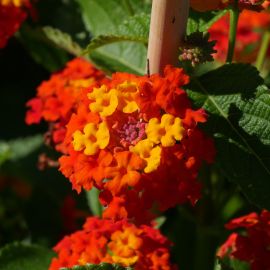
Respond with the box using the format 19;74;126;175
0;0;270;270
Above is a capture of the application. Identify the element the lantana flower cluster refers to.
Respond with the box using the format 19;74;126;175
26;58;107;153
209;10;270;62
49;217;177;270
58;63;215;223
191;0;270;11
218;210;270;270
0;0;31;48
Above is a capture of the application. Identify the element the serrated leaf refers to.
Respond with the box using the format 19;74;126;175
43;27;83;56
77;0;148;74
187;63;270;210
85;187;103;217
0;135;43;166
61;262;133;270
187;9;227;35
0;242;55;270
84;14;149;53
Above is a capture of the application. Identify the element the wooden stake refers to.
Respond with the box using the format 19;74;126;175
147;0;190;75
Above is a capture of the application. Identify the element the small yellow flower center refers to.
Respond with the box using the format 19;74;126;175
108;227;142;267
88;85;118;117
146;114;185;147
130;139;161;173
72;122;110;155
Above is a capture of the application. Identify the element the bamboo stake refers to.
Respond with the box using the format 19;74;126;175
147;0;190;75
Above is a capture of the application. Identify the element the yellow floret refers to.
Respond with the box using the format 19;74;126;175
72;122;110;155
146;114;185;147
88;85;118;117
131;139;161;173
109;227;142;266
116;81;139;113
69;78;95;88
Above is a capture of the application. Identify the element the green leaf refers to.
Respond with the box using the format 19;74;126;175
0;143;10;166
187;63;270;210
84;14;149;53
0;135;43;166
76;0;148;74
153;216;166;229
89;43;147;74
18;24;69;72
60;262;133;270
85;187;103;217
77;0;132;36
187;9;227;35
43;27;83;56
0;242;55;270
214;257;250;270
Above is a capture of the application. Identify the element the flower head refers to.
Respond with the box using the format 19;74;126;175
49;217;177;270
0;1;28;48
191;0;269;11
218;210;270;270
58;65;215;224
25;58;107;153
209;10;270;62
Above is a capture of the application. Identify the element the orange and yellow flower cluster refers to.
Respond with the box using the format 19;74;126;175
49;217;177;270
58;64;215;223
26;58;108;153
209;10;270;62
0;0;31;48
218;210;270;270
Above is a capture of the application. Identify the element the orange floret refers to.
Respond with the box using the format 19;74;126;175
104;151;145;195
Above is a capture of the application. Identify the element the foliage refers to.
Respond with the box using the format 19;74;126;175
187;64;270;209
0;135;43;166
215;258;250;270
76;0;148;74
187;9;228;34
0;243;54;270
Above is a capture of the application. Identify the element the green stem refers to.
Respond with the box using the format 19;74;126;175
226;4;240;63
122;0;134;16
255;31;270;71
194;227;218;270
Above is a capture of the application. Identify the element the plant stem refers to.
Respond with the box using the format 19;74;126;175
194;226;218;270
255;31;270;71
226;3;239;63
122;0;134;16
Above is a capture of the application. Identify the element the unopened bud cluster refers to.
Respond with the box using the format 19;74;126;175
179;32;216;67
179;47;203;67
